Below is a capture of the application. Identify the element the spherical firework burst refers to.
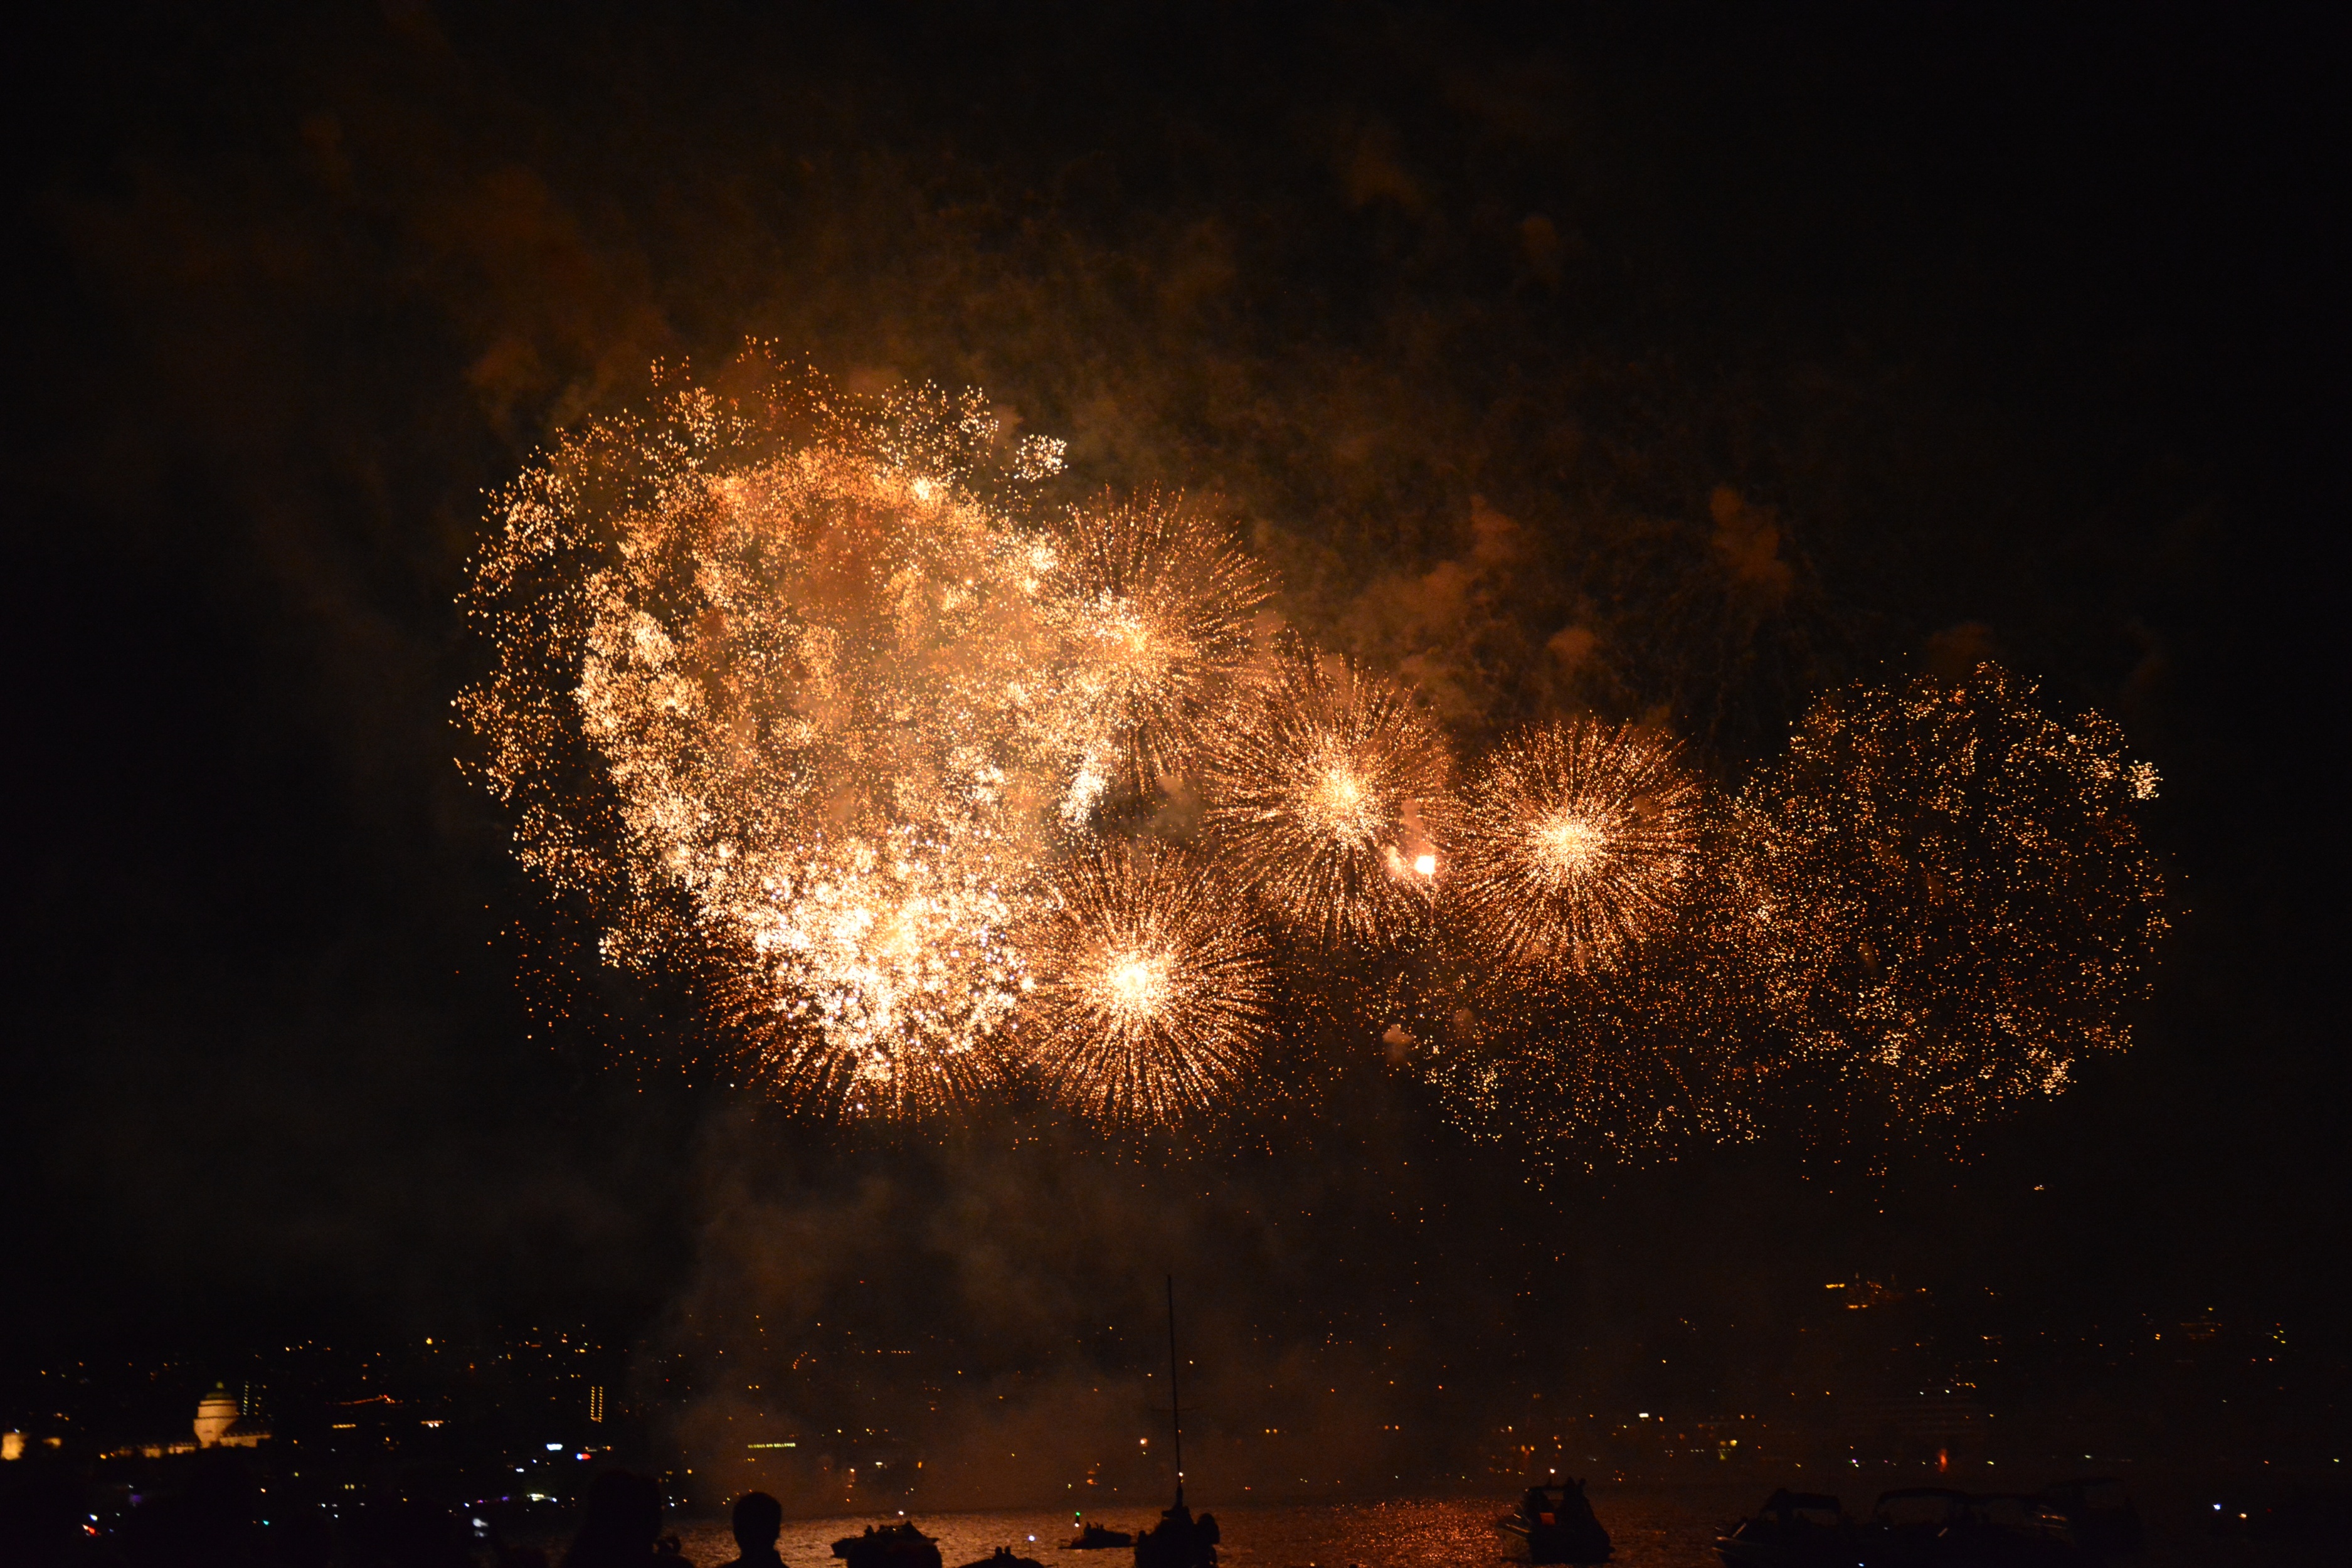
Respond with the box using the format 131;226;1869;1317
1020;843;1274;1124
459;358;1142;1118
1451;717;1701;970
1041;494;1273;802
1737;662;2166;1127
1203;645;1454;944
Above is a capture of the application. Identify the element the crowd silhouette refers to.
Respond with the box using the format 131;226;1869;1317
717;1493;785;1568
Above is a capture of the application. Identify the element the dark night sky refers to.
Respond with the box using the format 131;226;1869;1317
1;1;2344;1446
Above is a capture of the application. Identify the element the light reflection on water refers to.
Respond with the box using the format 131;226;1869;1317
655;1484;2318;1568
670;1492;1739;1568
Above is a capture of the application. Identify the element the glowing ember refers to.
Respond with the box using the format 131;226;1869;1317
1531;812;1606;877
1104;950;1172;1017
1305;763;1377;842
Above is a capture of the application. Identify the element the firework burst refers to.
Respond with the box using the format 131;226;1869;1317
460;361;1104;1118
1203;646;1454;944
1020;843;1274;1124
1451;717;1702;970
457;357;2169;1153
1737;662;2167;1126
1041;493;1273;797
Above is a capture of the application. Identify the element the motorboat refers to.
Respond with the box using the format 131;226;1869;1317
1498;1479;1611;1564
956;1550;1047;1568
1856;1489;2094;1566
1714;1489;1856;1567
834;1520;944;1568
1064;1523;1132;1550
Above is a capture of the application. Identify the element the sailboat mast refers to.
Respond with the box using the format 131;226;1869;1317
1166;1273;1184;1500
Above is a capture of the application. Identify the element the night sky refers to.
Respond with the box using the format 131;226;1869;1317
3;1;2343;1466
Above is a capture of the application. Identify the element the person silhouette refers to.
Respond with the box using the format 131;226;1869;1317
719;1491;787;1568
562;1471;669;1568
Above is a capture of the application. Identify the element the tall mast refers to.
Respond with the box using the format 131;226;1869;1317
1166;1273;1184;1503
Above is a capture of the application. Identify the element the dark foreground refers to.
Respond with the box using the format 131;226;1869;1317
648;1488;2340;1568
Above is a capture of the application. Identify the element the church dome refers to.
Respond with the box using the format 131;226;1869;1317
193;1385;240;1446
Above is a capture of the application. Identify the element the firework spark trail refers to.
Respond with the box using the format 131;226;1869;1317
1202;644;1454;945
1737;662;2167;1126
1450;718;1701;971
1020;844;1274;1124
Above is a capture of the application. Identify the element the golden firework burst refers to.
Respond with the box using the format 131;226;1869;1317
1737;662;2167;1125
1042;493;1272;798
1202;645;1454;943
462;359;1112;1118
1395;834;1766;1173
1450;717;1702;970
1022;843;1274;1124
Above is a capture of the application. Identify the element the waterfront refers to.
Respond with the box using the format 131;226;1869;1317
653;1485;2338;1568
663;1494;1744;1568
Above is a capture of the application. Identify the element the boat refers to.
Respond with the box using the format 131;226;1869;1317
1714;1489;1855;1567
1130;1276;1219;1568
1064;1523;1132;1550
1858;1488;1975;1565
1855;1489;2096;1566
1722;1481;2117;1568
1967;1494;2096;1564
834;1520;944;1568
956;1550;1048;1568
1134;1496;1219;1568
1498;1479;1611;1564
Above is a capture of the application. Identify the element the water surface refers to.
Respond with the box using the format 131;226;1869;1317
659;1485;2333;1568
671;1493;1739;1568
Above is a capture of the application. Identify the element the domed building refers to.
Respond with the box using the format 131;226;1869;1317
192;1384;269;1449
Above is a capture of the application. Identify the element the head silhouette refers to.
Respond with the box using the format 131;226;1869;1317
562;1470;662;1568
733;1492;783;1553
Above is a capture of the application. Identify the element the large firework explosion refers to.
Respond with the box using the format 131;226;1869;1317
460;361;2167;1158
1202;644;1456;945
1449;717;1702;972
458;360;1263;1118
1020;844;1274;1125
1735;664;2168;1127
